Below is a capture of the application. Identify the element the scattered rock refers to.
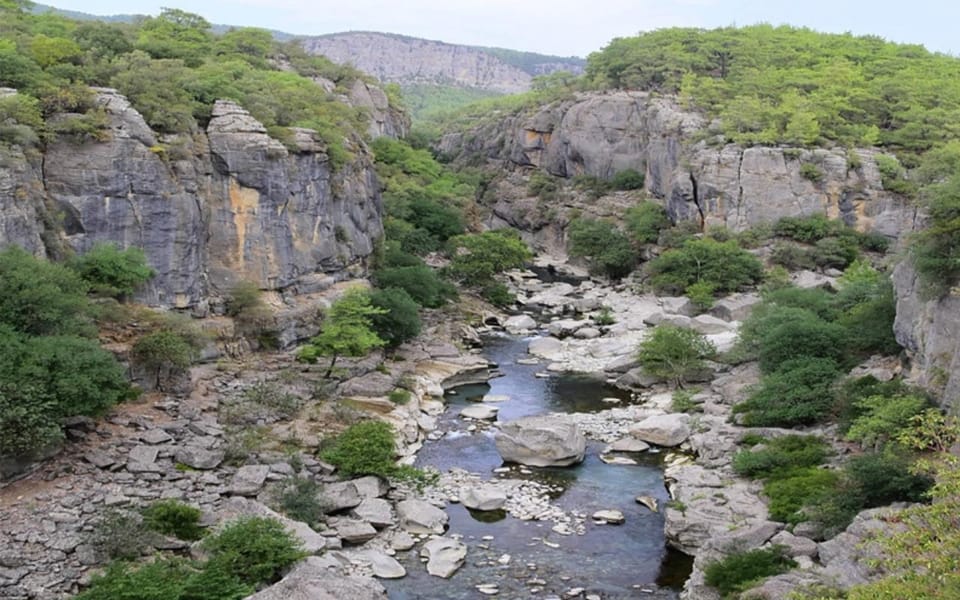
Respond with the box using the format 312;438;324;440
635;496;659;512
140;429;173;444
504;314;537;333
174;446;224;470
592;509;625;524
245;556;387;599
352;498;395;529
335;519;378;544
460;404;499;420
609;438;650;452
229;465;270;496
319;481;362;513
359;549;406;579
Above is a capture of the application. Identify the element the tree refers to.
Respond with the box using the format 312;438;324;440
625;201;670;245
297;288;386;378
637;325;716;388
372;265;455;308
645;238;764;295
68;243;154;300
368;287;421;348
132;328;200;391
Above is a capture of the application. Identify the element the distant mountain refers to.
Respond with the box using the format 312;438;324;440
302;32;585;94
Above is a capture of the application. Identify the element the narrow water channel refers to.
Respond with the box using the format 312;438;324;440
384;334;693;599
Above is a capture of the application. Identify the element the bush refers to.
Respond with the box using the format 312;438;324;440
368;287;421;348
773;214;839;243
764;467;839;523
320;420;399;479
671;389;702;413
528;171;560;200
799;163;824;182
372;266;455;308
625;201;670;244
836;279;900;356
812;236;859;269
833;375;915;432
753;311;847;374
143;500;204;541
657;220;701;248
270;476;326;527
685;281;716;311
637;325;716;388
732;435;831;479
844;451;933;508
770;242;815;270
75;559;192;600
68;243;154;299
762;286;838;320
388;388;411;404
611;168;645;190
480;282;515;307
133;328;201;391
736;224;773;249
646;238;764;294
88;509;152;561
204;517;305;585
704;546;797;597
845;394;929;450
734;357;842;426
447;230;531;285
567;218;637;278
911;174;960;295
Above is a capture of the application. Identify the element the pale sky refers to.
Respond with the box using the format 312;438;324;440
45;0;958;58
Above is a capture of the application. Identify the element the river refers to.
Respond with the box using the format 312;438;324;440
384;333;692;599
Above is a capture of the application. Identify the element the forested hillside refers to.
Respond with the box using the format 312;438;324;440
0;2;377;164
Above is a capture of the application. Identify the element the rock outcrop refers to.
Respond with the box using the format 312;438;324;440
1;89;389;309
302;32;584;94
439;91;911;237
893;260;960;410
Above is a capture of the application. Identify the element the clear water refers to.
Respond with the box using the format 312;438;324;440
383;334;691;599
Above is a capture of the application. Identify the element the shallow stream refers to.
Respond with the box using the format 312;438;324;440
383;334;692;599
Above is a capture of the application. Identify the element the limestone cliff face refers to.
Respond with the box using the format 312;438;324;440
893;255;960;411
3;90;386;309
439;91;911;237
302;32;583;94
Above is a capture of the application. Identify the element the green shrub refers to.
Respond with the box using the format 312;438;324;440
594;306;616;326
225;280;264;320
732;435;831;479
637;325;716;388
567;218;636;278
736;224;773;249
133;327;201;390
625;201;670;244
910;173;960;295
368;287;421;348
480;282;516;307
812;236;859;269
764;467;839;523
646;238;764;294
75;559;191;600
68;243;154;299
753;310;848;374
844;451;933;508
297;288;386;378
704;546;797;597
270;476;326;527
204;517;305;585
671;389;702;413
388;388;411;405
799;163;824;182
657;220;701;248
88;509;152;561
685;281;716;311
528;171;561;201
773;214;838;243
447;230;531;285
372;266;456;308
143;500;205;541
320;420;398;479
572;174;612;199
734;357;842;426
770;242;815;270
845;394;929;450
762;286;838;320
611;168;645;190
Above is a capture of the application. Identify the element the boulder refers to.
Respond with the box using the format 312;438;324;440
547;319;589;338
245;556;387;599
334;519;378;544
660;296;697;316
629;414;691;447
504;314;537;333
460;404;499;420
690;314;731;335
573;327;601;339
592;510;625;524
615;367;662;389
352;498;395;529
319;481;362;513
351;476;389;499
495;415;586;467
460;486;508;511
358;550;406;579
174;446;224;470
710;293;760;321
396;499;448;534
769;530;818;558
527;336;564;361
609;438;650;453
229;465;270;496
420;536;467;578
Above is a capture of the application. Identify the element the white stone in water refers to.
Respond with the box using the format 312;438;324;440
592;509;625;524
498;553;512;565
461;404;499;420
565;588;586;598
601;397;621;404
635;496;659;512
476;584;500;595
482;394;511;402
599;454;637;465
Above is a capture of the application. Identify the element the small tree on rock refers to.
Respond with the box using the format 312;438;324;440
297;288;386;378
637;324;716;388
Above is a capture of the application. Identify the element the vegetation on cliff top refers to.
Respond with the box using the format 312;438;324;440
0;2;379;165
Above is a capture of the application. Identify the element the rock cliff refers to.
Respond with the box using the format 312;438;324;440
439;91;912;237
302;32;583;94
1;89;391;309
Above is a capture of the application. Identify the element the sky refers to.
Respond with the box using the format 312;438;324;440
44;0;959;58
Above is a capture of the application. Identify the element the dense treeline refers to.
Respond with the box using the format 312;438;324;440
585;25;960;151
0;1;374;165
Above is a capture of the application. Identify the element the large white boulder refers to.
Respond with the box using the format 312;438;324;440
396;499;448;534
460;486;508;511
420;536;467;578
503;314;537;333
629;414;692;447
494;415;586;467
